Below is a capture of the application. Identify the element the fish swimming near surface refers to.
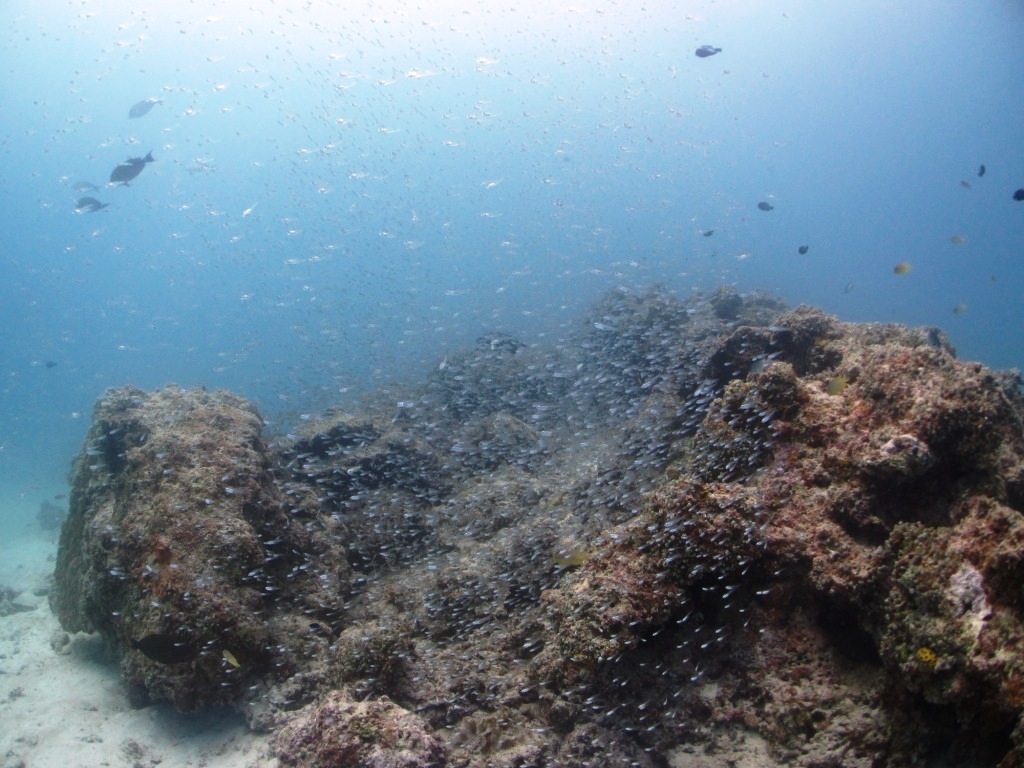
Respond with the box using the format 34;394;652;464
110;152;155;185
798;245;809;255
757;201;774;212
695;45;722;58
75;196;109;212
702;229;714;237
978;164;986;177
1014;189;1024;202
128;98;162;119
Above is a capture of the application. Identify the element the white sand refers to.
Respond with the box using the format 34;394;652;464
0;534;277;768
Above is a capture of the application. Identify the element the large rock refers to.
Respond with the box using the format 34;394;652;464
47;290;1024;767
52;385;350;711
537;306;1024;765
272;692;446;768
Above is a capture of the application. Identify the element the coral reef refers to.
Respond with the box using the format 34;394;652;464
51;287;1024;766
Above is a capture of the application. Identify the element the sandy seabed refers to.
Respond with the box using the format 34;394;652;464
0;528;276;768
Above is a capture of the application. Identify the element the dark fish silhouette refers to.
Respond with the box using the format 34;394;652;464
1014;189;1024;202
37;499;64;531
128;98;162;119
798;245;809;255
757;201;774;212
110;152;155;185
131;633;197;664
702;229;714;237
76;196;109;212
978;164;986;177
695;45;722;58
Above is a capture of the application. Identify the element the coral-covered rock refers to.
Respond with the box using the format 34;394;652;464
534;478;769;682
48;290;1024;767
277;408;452;572
272;692;446;768
51;385;350;711
687;308;1024;764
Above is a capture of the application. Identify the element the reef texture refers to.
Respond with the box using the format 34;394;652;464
51;385;350;711
52;287;1024;767
272;692;446;768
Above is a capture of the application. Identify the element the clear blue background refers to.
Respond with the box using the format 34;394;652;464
2;0;1023;520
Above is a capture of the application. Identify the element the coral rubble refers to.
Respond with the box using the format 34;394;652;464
52;287;1024;766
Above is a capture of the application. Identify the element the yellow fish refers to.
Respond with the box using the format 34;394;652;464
222;649;241;668
553;548;589;568
826;375;849;396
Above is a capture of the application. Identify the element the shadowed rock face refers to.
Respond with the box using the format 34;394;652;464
51;288;1024;766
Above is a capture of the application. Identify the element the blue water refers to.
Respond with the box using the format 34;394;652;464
2;0;1023;523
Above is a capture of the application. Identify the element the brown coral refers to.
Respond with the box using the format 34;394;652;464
272;692;446;768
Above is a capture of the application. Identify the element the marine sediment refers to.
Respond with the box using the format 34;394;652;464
51;286;1024;766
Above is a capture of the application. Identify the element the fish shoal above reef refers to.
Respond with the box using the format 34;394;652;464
51;286;1024;767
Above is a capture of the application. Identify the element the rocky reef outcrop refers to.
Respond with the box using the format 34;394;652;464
535;305;1024;766
51;286;1024;766
272;692;447;768
51;385;350;711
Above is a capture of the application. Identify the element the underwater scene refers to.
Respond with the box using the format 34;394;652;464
2;1;1024;766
